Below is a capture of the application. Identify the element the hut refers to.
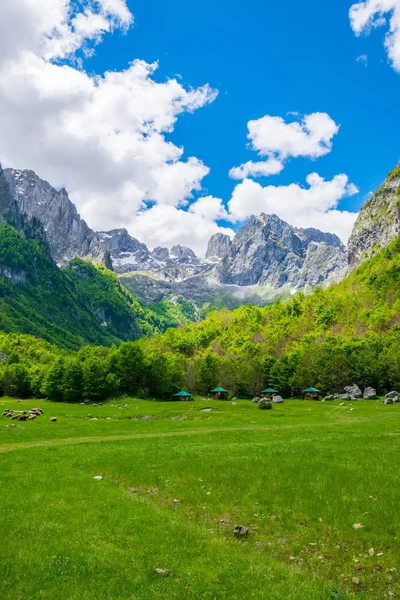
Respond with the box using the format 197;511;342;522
302;387;321;401
210;387;229;400
261;387;279;399
173;391;193;401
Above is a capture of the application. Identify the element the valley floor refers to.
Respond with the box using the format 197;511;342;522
0;397;399;599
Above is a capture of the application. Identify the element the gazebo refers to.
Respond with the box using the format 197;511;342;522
261;387;279;398
302;387;321;400
210;387;229;400
173;391;193;401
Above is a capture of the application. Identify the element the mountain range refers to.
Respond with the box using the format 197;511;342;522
0;159;399;341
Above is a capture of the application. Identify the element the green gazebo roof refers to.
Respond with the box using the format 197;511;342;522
261;388;279;394
210;387;229;393
173;391;192;397
303;387;321;393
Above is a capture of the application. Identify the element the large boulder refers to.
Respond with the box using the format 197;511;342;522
272;395;284;404
363;387;377;399
252;397;260;404
383;398;394;405
344;384;362;398
386;391;399;398
340;394;355;401
324;395;335;401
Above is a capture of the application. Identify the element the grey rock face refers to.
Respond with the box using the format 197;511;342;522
0;165;108;266
363;387;377;399
344;384;362;398
385;391;399;398
383;397;394;405
348;163;400;269
272;395;284;403
206;233;232;261
215;214;346;289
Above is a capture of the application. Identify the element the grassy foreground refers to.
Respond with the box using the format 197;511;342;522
0;397;399;599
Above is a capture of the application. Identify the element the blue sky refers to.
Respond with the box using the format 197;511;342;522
0;0;399;253
88;0;400;213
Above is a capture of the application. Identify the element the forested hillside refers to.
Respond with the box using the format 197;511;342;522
1;236;400;401
0;222;178;348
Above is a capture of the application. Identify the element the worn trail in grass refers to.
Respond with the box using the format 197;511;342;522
0;397;399;599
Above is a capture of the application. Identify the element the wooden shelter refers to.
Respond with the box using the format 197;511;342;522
302;387;321;400
210;387;229;400
173;391;193;401
261;387;279;399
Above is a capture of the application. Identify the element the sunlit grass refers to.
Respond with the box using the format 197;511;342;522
0;396;398;599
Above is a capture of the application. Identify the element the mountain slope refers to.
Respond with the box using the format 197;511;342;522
0;221;168;348
348;161;400;268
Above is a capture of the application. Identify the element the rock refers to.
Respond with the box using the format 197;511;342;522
323;395;335;401
348;161;400;269
339;394;352;400
363;387;377;399
386;391;399;398
124;404;130;408
393;396;400;403
272;395;284;403
383;398;394;405
93;476;103;480
352;577;360;585
369;548;375;556
339;402;345;406
352;523;364;529
206;233;232;261
252;397;260;403
344;384;362;398
50;417;57;422
234;525;248;536
154;568;170;575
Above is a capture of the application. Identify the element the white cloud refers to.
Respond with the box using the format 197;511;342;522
230;112;339;180
227;174;359;243
350;1;400;72
0;0;222;255
133;205;234;254
356;54;369;66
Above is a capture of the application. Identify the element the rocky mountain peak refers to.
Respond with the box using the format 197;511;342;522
152;247;170;261
170;245;197;261
347;161;400;269
206;233;232;261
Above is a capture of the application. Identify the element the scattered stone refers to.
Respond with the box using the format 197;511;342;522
252;397;260;403
363;387;377;399
369;548;375;556
353;523;364;529
231;402;237;405
50;417;57;422
154;568;169;575
272;395;284;404
124;404;130;408
383;398;394;405
93;476;103;480
339;402;345;406
352;577;360;585
234;525;248;536
202;408;212;412
377;552;384;557
289;556;296;561
344;384;362;398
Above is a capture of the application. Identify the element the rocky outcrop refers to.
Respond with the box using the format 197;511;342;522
347;162;400;268
0;165;108;266
215;214;346;289
206;233;232;261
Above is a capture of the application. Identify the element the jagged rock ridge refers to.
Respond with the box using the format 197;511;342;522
348;162;400;268
0;164;349;306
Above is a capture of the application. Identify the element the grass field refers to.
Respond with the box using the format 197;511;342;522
0;397;399;600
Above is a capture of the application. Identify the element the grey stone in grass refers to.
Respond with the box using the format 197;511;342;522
323;395;335;401
363;387;377;399
252;397;260;403
344;384;362;398
339;394;353;400
382;398;394;405
386;391;399;398
272;395;284;403
234;525;248;536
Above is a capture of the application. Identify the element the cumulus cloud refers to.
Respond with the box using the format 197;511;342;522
230;112;339;180
356;54;369;66
350;1;400;72
0;0;229;256
227;174;359;243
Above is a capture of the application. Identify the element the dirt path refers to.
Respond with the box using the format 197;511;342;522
0;417;370;454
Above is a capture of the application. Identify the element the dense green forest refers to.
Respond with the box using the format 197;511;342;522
1;236;400;401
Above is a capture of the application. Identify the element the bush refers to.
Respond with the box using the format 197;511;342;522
259;400;272;410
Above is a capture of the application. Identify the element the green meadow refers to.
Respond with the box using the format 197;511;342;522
0;397;399;600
